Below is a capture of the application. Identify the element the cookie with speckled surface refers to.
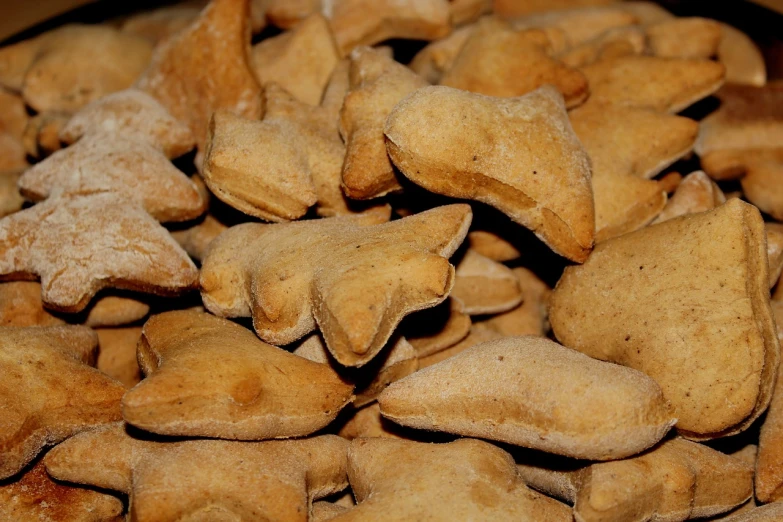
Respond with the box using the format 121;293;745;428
0;193;198;313
60;88;196;159
201;204;470;367
122;310;354;439
0;325;124;479
550;199;780;438
45;424;349;522
330;437;572;521
385;85;594;263
380;336;675;460
19;133;205;222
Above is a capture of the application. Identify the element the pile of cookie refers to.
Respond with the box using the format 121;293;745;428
1;0;782;520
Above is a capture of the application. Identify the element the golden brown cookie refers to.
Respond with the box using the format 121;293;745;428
569;102;698;241
0;325;124;479
510;6;638;47
409;24;475;84
718;23;766;87
21;112;68;159
385;85;594;262
252;14;340;105
440;17;588;108
550;199;779;438
45;424;349;522
380;336;674;460
201;205;471;366
96;327;142;388
340;47;428;200
449;0;491;26
404;298;471;358
120;5;202;44
646;17;722;59
60;88;196;159
0;169;24;218
741;153;783;221
338;403;407;440
137;0;263;163
418;326;502;368
556;25;645;68
0;459;123;522
467;230;521;262
3;25;153;114
330;438;572;521
19;132;206;222
581;54;725;113
0;193;198;313
651;170;725;224
451;249;523;315
122;310;354;439
475;267;551;337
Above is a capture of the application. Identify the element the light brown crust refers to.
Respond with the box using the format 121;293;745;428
0;325;125;479
122;310;354;439
385;85;594;263
550;199;780;437
451;249;523;315
200;204;471;366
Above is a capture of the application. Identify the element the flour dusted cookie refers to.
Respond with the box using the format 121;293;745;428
0;193;198;313
404;298;471;358
696;83;783;180
550;199;779;438
573;438;753;522
0;325;124;479
327;0;451;55
451;249;523;315
45;425;349;522
385;85;594;262
718;23;766;87
646;17;722;59
19;133;205;222
330;438;572;521
201;205;471;366
475;267;550;337
11;25;152;114
60;88;196;159
0;459;123;522
440;17;588;108
569;102;698;241
137;0;263;162
652;170;725;224
380;336;674;460
252;14;339;105
582;54;725;113
340;47;428;200
122;310;353;439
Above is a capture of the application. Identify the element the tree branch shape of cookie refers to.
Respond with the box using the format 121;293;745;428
200;204;471;366
0;193;198;312
45;424;349;522
0;325;125;479
385;85;594;263
122;310;354;439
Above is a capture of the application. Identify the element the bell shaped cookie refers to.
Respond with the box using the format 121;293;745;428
201;204;471;366
0;193;198;312
329;438;572;521
385;85;594;262
0;325;124;479
19;132;205;222
550;199;779;438
45;424;349;522
122;310;354;439
379;336;674;460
